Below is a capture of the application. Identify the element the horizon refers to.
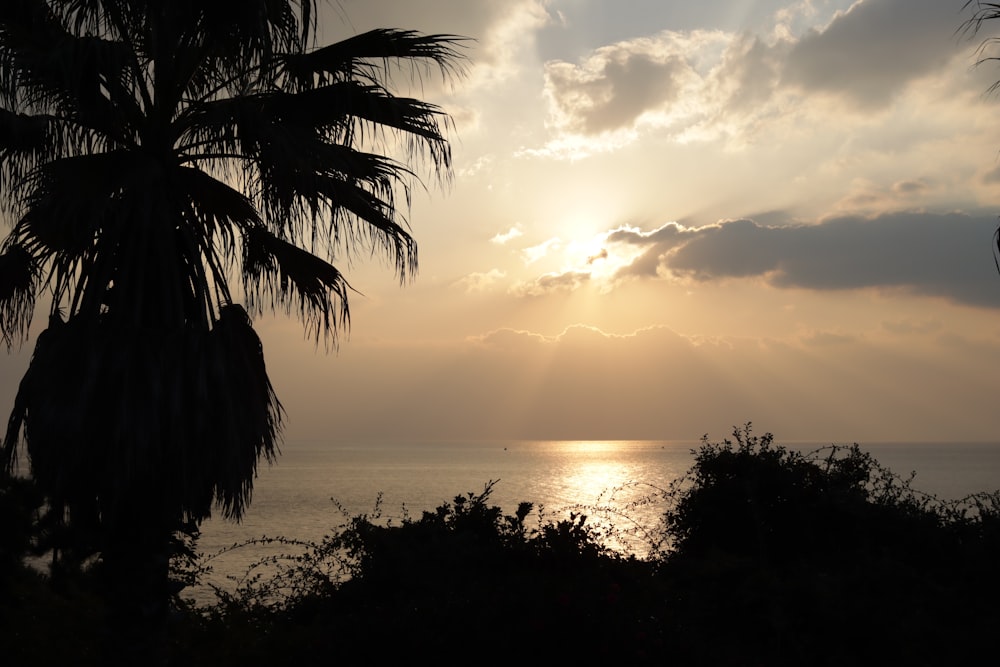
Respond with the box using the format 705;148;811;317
277;436;1000;447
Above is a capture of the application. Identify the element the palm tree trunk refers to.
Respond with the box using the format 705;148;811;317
100;504;177;665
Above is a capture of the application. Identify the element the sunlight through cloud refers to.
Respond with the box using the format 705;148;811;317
522;237;563;264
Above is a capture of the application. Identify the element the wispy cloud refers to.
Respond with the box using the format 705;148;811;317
509;270;590;297
460;153;495;178
490;224;524;244
880;318;943;336
455;269;507;293
521;237;562;263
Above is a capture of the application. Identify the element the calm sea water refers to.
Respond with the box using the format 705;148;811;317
190;439;1000;601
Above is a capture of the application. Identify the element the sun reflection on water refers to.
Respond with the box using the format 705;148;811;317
554;441;635;501
543;441;680;502
536;440;687;555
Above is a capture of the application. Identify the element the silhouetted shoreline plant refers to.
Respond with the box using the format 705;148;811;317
4;425;1000;665
165;426;1000;665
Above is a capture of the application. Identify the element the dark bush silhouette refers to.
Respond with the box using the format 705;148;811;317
186;482;662;664
5;427;1000;665
659;425;1000;666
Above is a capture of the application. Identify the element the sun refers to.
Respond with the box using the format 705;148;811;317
562;231;647;286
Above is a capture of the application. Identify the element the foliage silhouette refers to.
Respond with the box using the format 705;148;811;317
658;424;1000;666
962;1;1000;267
3;426;1000;664
184;481;659;665
157;431;999;665
0;0;464;657
0;474;41;579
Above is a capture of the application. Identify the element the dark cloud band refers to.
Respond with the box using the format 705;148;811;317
612;212;1000;308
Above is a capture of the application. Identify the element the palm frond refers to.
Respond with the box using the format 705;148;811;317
2;313;85;485
5;309;281;522
200;303;282;519
175;165;260;248
179;79;451;166
0;107;51;194
0;242;38;347
182;0;309;61
0;1;139;144
178;89;425;279
0;107;47;153
282;28;469;87
312;174;418;278
13;151;144;250
242;226;352;344
282;80;451;145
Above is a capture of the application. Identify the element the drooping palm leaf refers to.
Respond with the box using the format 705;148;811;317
200;303;282;519
242;226;352;343
3;309;282;524
0;243;36;347
0;0;138;143
0;108;47;153
282;28;468;88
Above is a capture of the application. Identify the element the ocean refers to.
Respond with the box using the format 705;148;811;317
190;439;1000;602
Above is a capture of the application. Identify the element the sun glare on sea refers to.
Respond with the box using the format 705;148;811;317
554;440;635;502
561;440;621;454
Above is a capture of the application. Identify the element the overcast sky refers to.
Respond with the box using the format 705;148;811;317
6;0;1000;444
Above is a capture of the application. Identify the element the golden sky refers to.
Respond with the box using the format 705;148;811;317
5;0;1000;443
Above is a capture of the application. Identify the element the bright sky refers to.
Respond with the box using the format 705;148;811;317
5;0;1000;444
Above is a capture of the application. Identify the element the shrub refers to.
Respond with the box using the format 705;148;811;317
662;424;943;566
183;482;662;664
656;424;1000;666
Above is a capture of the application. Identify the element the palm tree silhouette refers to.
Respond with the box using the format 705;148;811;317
0;0;464;610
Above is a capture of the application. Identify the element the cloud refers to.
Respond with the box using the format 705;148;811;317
460;153;495;178
892;179;931;196
880;318;943;335
605;222;702;277
509;270;590;297
607;221;699;248
490;225;524;244
828;177;941;214
724;33;786;102
455;269;507;293
530;0;974;156
521;237;562;263
982;164;1000;184
469;327;552;349
798;330;857;346
607;212;1000;308
540;29;728;142
543;42;694;135
461;0;554;90
781;0;961;109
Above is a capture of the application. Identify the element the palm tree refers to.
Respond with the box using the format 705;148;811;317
0;0;463;597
